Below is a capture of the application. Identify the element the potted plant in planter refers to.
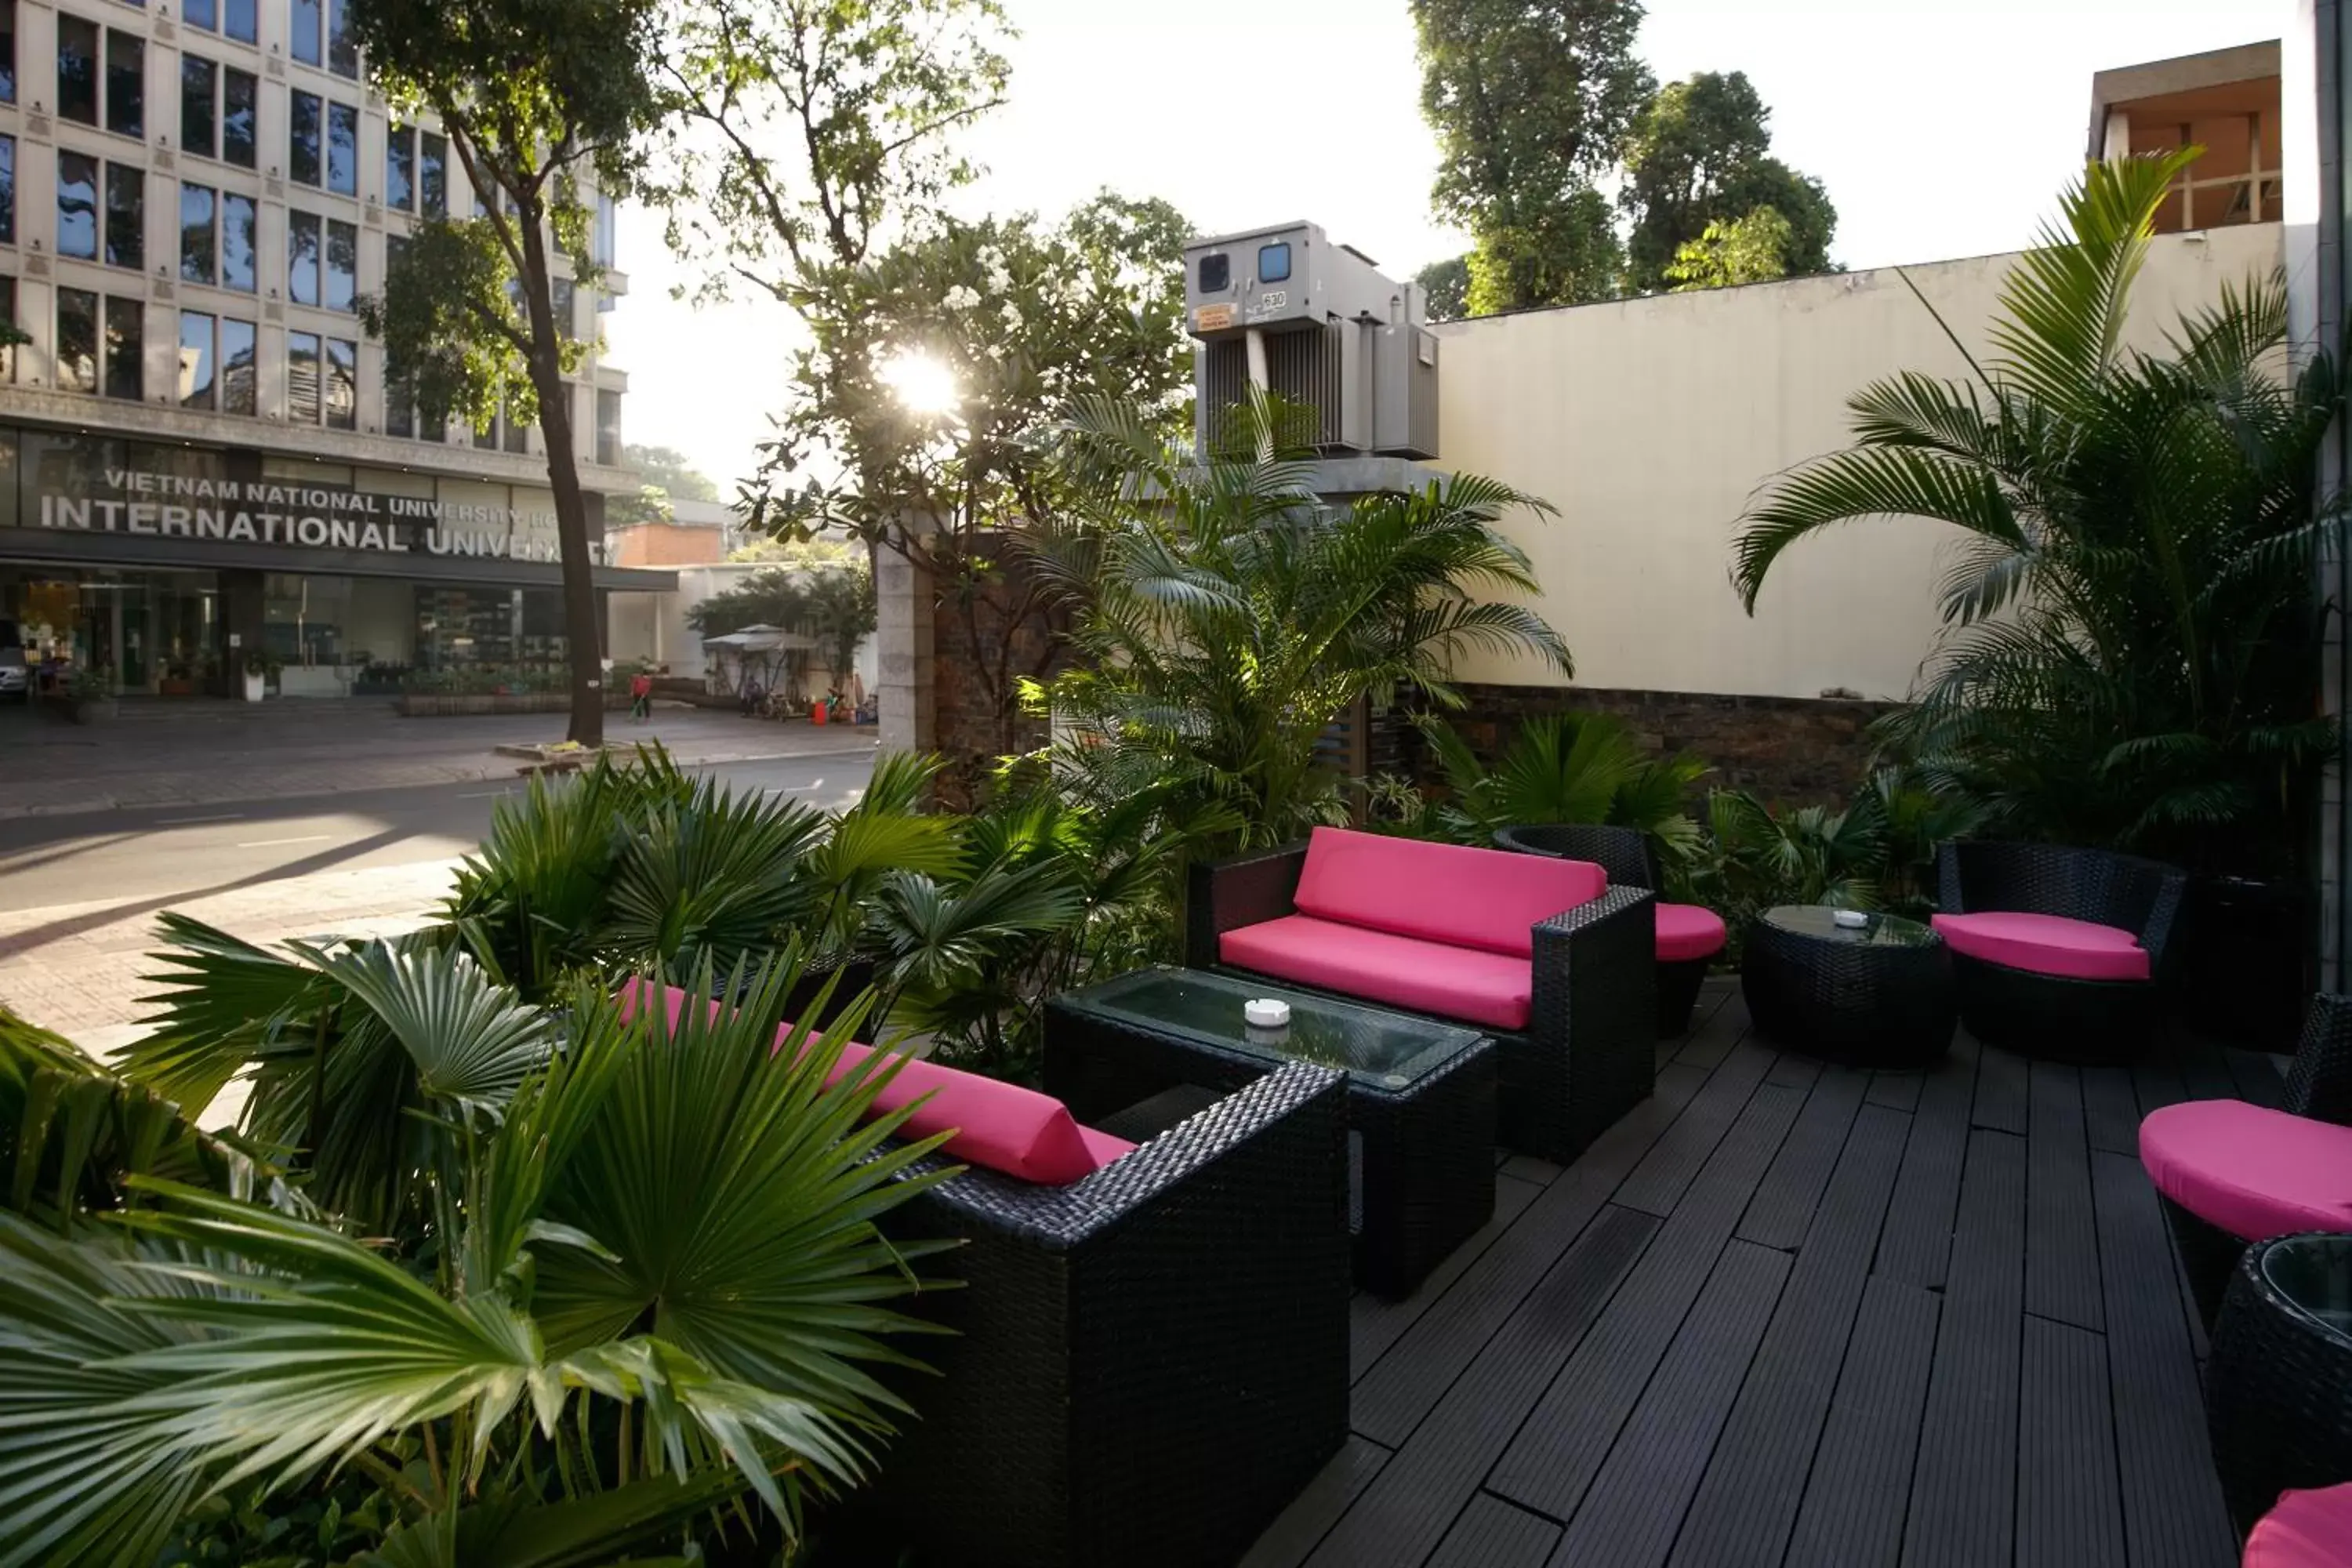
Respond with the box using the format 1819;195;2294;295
61;666;118;724
240;648;281;702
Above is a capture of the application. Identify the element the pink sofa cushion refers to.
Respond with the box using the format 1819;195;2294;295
617;979;1133;1185
2245;1483;2352;1568
1930;910;2150;982
1293;826;1603;959
1221;913;1532;1031
2139;1099;2352;1243
1656;903;1727;964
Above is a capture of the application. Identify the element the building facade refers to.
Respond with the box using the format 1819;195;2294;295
0;0;670;697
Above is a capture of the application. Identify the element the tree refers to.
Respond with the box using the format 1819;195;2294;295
608;441;722;526
1730;152;2339;874
354;0;665;750
1416;256;1470;323
1411;0;1651;312
1664;205;1796;292
1619;72;1835;293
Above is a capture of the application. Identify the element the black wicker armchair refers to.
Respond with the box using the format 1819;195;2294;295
1934;839;2187;1063
1186;840;1653;1165
1493;823;1726;1038
2145;993;2352;1327
864;1060;1352;1568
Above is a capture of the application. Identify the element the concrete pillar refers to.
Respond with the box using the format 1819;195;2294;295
876;521;935;755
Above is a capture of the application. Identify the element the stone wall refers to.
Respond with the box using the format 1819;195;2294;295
1424;684;1901;805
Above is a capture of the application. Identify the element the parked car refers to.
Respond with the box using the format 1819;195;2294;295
0;620;25;701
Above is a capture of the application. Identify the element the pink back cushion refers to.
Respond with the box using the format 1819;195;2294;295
2245;1483;2352;1568
1930;911;2149;982
1221;914;1533;1031
1294;826;1604;958
615;979;1132;1185
2139;1098;2352;1243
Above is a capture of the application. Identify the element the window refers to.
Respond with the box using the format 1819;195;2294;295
474;418;495;451
420;132;447;217
225;0;256;45
288;209;319;305
179;183;214;284
327;0;356;77
553;277;575;337
0;277;16;383
0;1;16;105
56;16;97;126
1258;241;1291;284
291;0;321;67
502;397;528;453
386;123;415;210
104;30;141;138
220;191;256;291
222;68;257;169
56;288;97;392
327;101;358;195
289;90;321;186
103;164;142;270
103;296;141;401
220;316;255;413
325;336;355;428
385;388;412;438
592;192;617;269
596;388;621;466
185;0;215;28
180;56;216;159
325;218;355;311
56;151;97;260
178;310;214;408
287;329;319;423
0;136;14;246
1196;252;1229;293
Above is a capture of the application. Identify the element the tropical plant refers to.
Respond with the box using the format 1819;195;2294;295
1731;150;2342;876
1031;392;1572;849
1376;712;1709;862
9;952;956;1566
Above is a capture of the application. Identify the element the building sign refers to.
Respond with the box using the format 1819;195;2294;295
31;469;606;564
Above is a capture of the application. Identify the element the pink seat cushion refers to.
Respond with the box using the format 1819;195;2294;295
1657;902;1727;964
617;979;1133;1185
1221;914;1532;1031
2245;1483;2352;1568
1930;910;2150;982
2139;1099;2352;1243
1294;826;1603;959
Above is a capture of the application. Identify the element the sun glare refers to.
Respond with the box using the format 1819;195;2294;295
879;350;960;416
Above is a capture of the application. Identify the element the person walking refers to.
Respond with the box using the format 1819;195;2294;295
628;669;653;724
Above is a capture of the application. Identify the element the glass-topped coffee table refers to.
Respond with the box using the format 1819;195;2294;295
2208;1232;2352;1533
1740;905;1957;1065
1046;967;1495;1298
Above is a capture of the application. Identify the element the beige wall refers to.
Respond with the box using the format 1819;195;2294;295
1436;223;2285;700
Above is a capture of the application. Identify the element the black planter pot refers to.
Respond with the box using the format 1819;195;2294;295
2172;874;2312;1051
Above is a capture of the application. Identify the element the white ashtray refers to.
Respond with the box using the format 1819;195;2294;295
1832;909;1870;929
1244;998;1292;1029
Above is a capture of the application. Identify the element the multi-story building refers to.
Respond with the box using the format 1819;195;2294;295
0;0;670;697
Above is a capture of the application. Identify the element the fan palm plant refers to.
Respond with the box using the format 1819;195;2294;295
1396;712;1710;864
1031;390;1572;848
1731;150;2341;874
5;952;954;1567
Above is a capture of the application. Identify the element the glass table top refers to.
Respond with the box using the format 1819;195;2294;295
2259;1233;2352;1347
1059;967;1485;1091
1762;904;1940;949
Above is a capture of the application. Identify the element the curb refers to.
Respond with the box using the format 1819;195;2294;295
0;742;881;822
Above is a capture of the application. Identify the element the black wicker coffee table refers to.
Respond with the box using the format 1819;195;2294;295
1740;905;1957;1065
1046;967;1494;1298
2207;1232;2352;1534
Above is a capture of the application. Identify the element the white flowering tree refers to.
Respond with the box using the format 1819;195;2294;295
741;194;1196;763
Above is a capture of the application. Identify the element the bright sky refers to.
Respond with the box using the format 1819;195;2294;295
607;0;2294;492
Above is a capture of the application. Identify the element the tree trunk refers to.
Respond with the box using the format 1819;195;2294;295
517;216;604;748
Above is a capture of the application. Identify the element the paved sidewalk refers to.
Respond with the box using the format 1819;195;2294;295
0;698;875;819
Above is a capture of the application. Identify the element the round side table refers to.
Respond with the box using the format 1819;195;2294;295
1740;905;1957;1065
2208;1232;2352;1534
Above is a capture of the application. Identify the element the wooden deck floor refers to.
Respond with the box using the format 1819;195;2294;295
1244;982;2274;1568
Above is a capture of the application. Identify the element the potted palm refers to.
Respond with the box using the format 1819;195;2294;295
1730;151;2341;1047
61;666;117;724
239;647;278;702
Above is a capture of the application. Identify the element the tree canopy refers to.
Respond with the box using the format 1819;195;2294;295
1620;71;1835;293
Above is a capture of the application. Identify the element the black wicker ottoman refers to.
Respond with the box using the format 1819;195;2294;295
1047;967;1495;1299
1740;905;1957;1066
2207;1232;2352;1535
